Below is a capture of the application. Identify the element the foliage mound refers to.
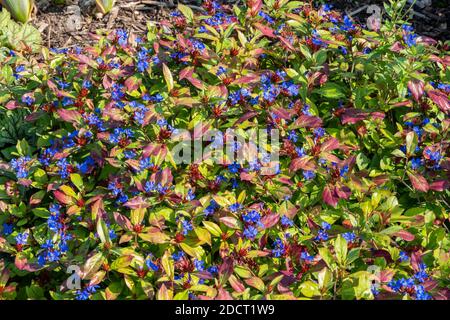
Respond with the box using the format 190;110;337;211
0;0;449;300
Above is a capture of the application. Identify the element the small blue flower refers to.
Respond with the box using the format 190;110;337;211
303;170;316;180
194;259;205;271
2;223;13;236
243;225;258;240
15;232;29;245
272;238;285;257
242;210;261;224
280;216;293;227
181;219;193;236
399;251;409;262
229;202;243;213
342;232;356;242
146;258;160;271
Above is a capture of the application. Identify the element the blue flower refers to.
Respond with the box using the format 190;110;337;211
22;95;35;106
399;251;409;262
243;225;258;240
287;130;298;142
342;232;356;242
315;229;328;241
272;238;285;257
139;157;153;171
340;165;349;177
194;259;205;271
146;258;160;271
10;156;32;179
181;219;193;236
404;33;418;47
410;157;423;170
228;162;241;174
280;216;293;227
242;210;261;224
204;200;219;216
109;128;134;144
258;11;274;24
57;158;70;179
216;66;227;76
208;265;218;274
186;189;196;201
2;223;13;236
116;29;128;46
301;251;314;261
172;251;185;261
415;285;431;300
109;229;117;240
229;202;243;212
303;170;316;180
15;232;29;245
313;127;325;138
78;156;95;174
108;181;123;197
322;222;331;230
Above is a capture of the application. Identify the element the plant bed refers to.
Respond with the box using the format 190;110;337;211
0;0;449;301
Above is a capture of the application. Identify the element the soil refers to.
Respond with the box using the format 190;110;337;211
10;0;450;49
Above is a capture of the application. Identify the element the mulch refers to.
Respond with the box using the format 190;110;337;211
23;0;450;49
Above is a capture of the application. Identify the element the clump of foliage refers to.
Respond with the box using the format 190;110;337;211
0;0;34;23
0;8;41;52
95;0;116;15
0;0;449;300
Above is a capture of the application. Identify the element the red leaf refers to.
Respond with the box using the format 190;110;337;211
53;190;73;205
113;212;133;231
429;180;449;191
124;76;141;92
229;275;245;293
15;254;40;272
335;185;351;199
216;287;234;300
179;67;194;80
123;196;151;209
408;173;429;192
322;185;338;207
254;22;276;38
289;156;316;172
408;80;424;102
321;137;340;152
232;74;260;85
428;90;450;113
393;230;415;241
248;0;263;16
293;114;323;128
57;109;82;123
340;108;368;124
5;101;19;110
219;257;234;285
219;217;240;229
233;111;259;126
261;213;279;229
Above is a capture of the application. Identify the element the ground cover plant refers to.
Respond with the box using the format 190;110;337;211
0;0;449;300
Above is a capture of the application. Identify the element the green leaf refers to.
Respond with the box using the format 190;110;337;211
162;63;174;92
318;247;336;270
405;131;418;156
1;1;33;23
299;281;320;298
315;82;346;99
335;235;348;266
202;221;222;237
70;174;84;192
96;218;111;246
177;4;194;23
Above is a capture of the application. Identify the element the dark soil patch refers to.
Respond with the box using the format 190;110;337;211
19;0;450;49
